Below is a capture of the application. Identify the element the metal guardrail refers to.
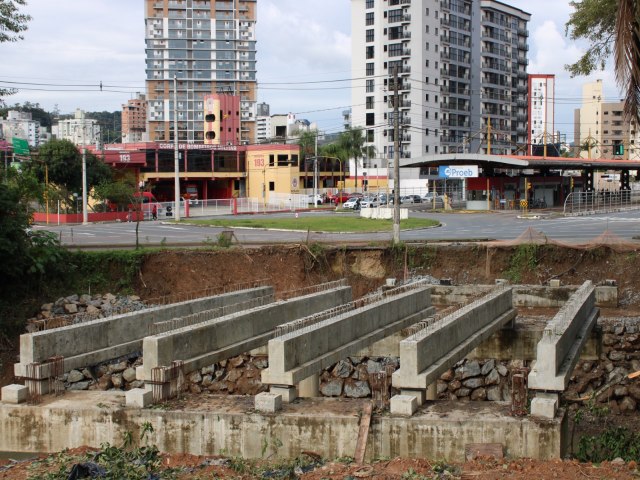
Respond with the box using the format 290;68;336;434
564;190;640;216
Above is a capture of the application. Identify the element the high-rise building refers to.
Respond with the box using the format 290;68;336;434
351;0;530;189
574;79;636;160
144;0;257;145
54;109;101;148
122;93;148;144
528;74;555;154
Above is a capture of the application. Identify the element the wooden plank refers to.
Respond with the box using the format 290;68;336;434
464;443;504;461
354;402;373;464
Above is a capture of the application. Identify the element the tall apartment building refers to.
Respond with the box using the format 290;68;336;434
144;0;257;144
122;93;148;144
574;79;637;160
351;0;529;188
0;111;42;147
528;74;555;154
54;109;101;147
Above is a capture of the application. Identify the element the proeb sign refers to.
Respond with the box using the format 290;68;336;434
438;165;478;178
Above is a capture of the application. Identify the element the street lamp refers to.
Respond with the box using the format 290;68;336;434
173;75;181;221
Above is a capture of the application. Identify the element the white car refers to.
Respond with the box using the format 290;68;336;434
307;194;323;206
360;197;380;208
342;197;360;209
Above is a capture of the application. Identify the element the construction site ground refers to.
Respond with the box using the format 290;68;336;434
3;243;640;478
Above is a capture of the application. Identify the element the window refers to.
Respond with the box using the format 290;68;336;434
366;12;374;25
366;29;374;42
366;0;373;7
366;79;374;93
388;9;403;22
366;96;374;109
425;94;429;102
426;128;430;135
426;8;429;15
366;63;374;75
366;113;375;125
269;182;275;191
366;46;374;59
389;43;403;57
425;42;429;51
366;129;374;142
425;111;429;119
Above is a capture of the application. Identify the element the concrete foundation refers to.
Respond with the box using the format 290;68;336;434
1;384;28;404
0;393;566;461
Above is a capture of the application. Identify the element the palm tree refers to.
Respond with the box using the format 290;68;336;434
338;127;376;192
614;0;640;121
320;142;348;189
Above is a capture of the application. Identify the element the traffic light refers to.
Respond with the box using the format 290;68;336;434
614;143;624;156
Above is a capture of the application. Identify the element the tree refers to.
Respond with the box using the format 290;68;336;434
565;0;617;77
33;139;112;201
565;0;640;120
338;127;376;192
0;0;32;104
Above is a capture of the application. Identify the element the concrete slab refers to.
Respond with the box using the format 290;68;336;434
125;388;153;408
1;384;28;404
255;392;282;413
390;395;418;416
531;396;558;419
270;386;297;403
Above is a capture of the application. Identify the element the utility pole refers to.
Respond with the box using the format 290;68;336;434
173;75;181;221
392;67;401;245
313;132;318;208
82;126;88;225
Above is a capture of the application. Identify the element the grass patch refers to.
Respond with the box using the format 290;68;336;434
185;216;439;233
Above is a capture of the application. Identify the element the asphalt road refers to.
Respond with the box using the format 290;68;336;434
33;209;640;248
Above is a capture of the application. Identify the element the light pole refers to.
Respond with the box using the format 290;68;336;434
173;75;181;221
81;126;88;225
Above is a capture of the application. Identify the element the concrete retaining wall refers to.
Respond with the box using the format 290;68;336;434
394;288;515;389
16;287;273;377
0;393;565;461
262;287;434;385
142;286;353;380
528;281;599;391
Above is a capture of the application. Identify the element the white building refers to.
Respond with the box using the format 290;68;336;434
351;0;530;191
54;109;101;147
528;74;555;154
0;111;41;147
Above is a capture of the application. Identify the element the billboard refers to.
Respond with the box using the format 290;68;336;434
11;137;29;156
438;165;478;178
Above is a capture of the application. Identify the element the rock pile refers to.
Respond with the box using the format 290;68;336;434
567;317;640;414
27;293;149;331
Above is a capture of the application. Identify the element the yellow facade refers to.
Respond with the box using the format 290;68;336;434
246;146;300;203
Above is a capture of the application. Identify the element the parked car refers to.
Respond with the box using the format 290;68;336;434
328;192;353;204
422;193;445;208
342;197;360;209
399;195;416;204
360;196;380;208
307;194;323;206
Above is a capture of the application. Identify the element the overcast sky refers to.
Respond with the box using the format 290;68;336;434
0;0;620;141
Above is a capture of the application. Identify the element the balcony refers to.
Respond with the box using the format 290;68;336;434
402;14;411;22
518;27;529;37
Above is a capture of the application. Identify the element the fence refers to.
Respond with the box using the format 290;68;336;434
563;190;640;216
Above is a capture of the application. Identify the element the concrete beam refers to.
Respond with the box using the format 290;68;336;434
393;287;516;390
15;286;274;378
430;284;616;308
528;281;599;391
142;286;352;381
261;286;435;386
